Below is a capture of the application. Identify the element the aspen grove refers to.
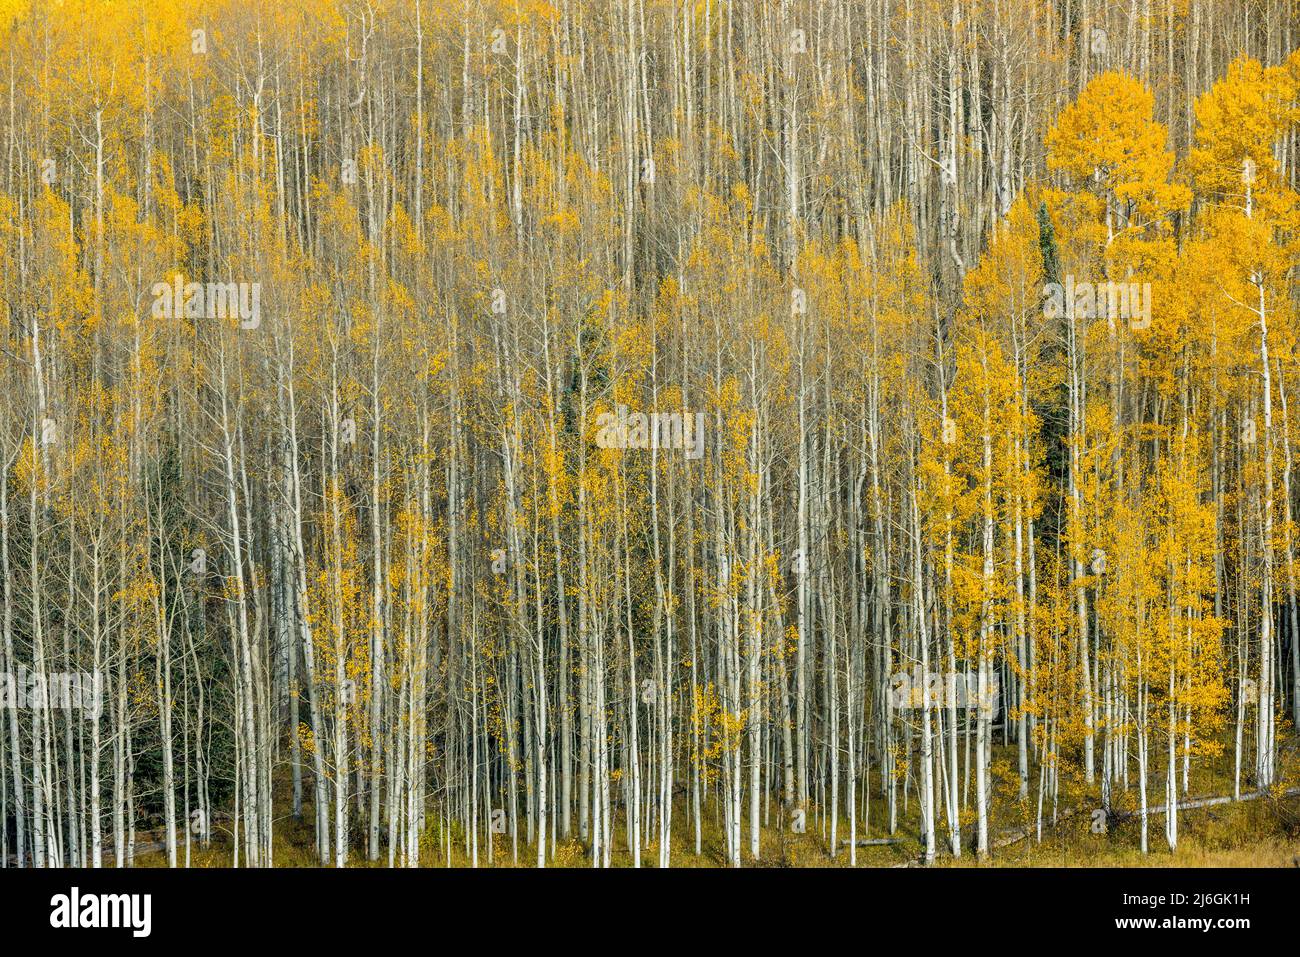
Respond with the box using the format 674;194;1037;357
2;0;1300;870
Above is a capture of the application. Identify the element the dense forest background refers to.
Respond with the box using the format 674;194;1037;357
2;0;1300;869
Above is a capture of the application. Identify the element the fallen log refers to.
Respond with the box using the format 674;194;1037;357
1111;786;1300;820
991;806;1081;851
991;785;1300;851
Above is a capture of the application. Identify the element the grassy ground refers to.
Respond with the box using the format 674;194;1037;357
136;801;1300;868
133;737;1300;867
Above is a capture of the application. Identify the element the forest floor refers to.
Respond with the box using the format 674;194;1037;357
130;733;1300;868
